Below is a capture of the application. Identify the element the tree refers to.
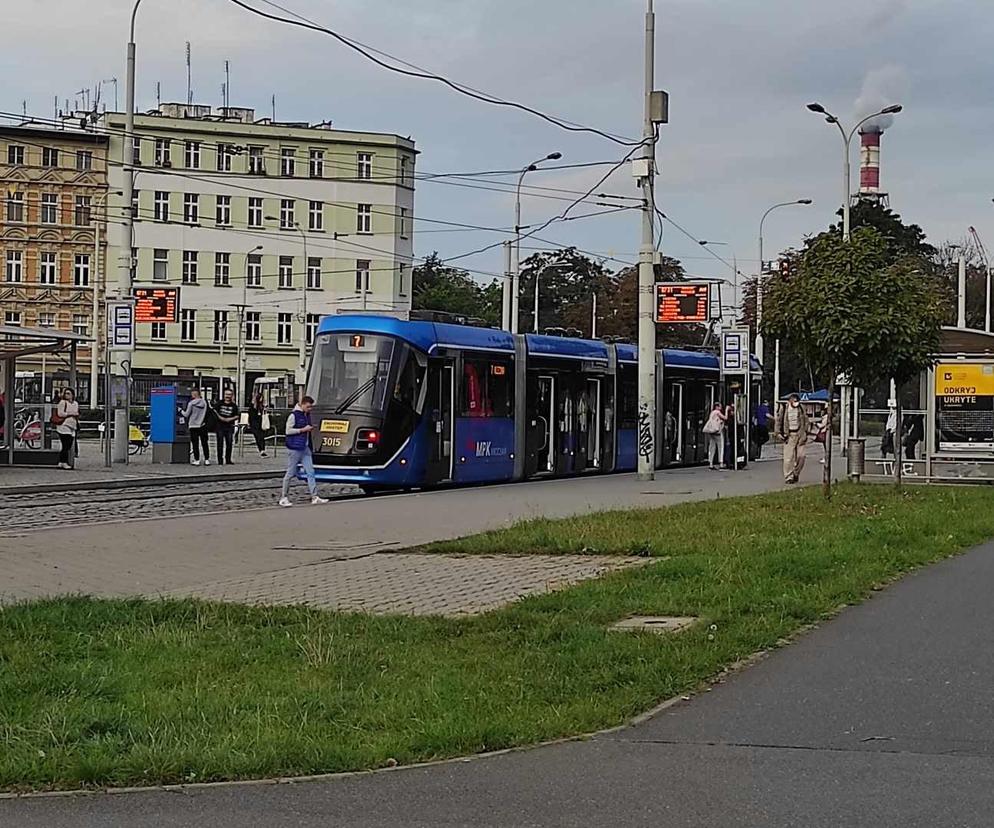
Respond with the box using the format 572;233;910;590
830;200;935;260
761;227;945;496
412;253;501;326
517;248;611;334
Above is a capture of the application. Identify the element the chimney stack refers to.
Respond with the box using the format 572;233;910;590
859;128;881;194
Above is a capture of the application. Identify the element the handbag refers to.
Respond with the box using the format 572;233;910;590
814;428;827;445
50;408;64;426
261;412;271;432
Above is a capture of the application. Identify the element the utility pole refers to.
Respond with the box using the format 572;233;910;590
636;0;658;481
501;240;512;331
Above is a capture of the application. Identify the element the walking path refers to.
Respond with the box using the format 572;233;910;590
5;537;993;826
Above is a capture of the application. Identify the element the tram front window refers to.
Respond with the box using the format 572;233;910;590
308;334;423;416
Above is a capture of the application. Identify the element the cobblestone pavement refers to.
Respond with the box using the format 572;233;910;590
168;552;648;616
0;479;359;534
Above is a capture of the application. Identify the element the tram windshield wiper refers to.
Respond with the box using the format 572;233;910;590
334;376;378;414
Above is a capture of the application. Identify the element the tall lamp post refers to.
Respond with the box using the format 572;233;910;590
757;199;812;402
805;102;902;241
512;152;561;332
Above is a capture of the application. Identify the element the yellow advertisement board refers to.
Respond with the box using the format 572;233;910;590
935;363;994;396
935;362;994;450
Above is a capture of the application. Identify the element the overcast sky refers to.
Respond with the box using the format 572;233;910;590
4;0;994;293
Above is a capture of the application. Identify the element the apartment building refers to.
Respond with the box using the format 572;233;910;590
100;102;416;390
0;124;108;401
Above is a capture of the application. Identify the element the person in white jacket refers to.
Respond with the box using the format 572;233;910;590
55;388;79;470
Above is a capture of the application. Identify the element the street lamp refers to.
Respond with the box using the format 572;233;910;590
511;152;562;333
266;216;309;384
757;199;812;401
806;102;902;241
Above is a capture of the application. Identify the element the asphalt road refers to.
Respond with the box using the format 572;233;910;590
4;533;993;826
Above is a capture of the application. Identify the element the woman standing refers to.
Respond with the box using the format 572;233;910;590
247;393;269;457
702;402;726;471
55;388;80;470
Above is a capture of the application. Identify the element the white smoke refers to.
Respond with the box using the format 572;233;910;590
854;64;908;132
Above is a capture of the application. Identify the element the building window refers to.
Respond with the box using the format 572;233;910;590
4;311;22;326
39;252;58;284
460;358;513;418
131;246;137;281
398;263;408;297
247;253;262;287
245;311;261;343
280;199;295;229
132;188;140;219
280;147;296;177
154;138;171;166
6;145;25;165
132;135;142;166
181;309;196;342
6;192;24;223
399;206;409;239
151;321;166;341
5;251;23;282
248;146;265;174
182;250;199;284
308;200;323;232
277;313;292;345
183;193;199;224
215;194;231;226
43;147;59;167
306;313;318;346
355;259;370;293
73;253;90;286
38;312;56;328
309;149;324;178
74;195;92;226
184;140;201;169
357;152;372;180
154;191;170;221
356;203;372;234
278;256;293;289
40;193;59;224
153;248;169;281
213;310;229;344
76;150;93;171
72;314;89;337
307;257;321;289
400;155;410;186
214;252;231;286
216;143;233;172
248;197;263;228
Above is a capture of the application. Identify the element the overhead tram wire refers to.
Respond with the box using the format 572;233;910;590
241;0;637;146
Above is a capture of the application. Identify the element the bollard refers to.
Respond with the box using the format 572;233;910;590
847;437;866;482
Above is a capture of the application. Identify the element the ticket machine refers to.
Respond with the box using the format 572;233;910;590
150;384;193;463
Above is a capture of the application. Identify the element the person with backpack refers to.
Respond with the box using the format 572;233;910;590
279;395;328;507
183;387;211;466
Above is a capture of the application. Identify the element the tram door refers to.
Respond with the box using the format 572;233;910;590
666;383;684;465
584;378;602;469
425;360;454;484
536;375;555;473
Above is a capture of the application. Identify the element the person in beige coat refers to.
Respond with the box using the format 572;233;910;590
774;393;810;484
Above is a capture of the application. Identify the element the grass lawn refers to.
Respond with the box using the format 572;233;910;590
3;483;994;792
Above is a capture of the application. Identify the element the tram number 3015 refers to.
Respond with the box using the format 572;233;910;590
321;436;343;448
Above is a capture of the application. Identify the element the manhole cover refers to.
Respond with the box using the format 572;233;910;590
610;615;698;634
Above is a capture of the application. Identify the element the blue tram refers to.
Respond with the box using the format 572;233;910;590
305;315;760;491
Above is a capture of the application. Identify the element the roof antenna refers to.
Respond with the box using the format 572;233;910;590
186;41;193;106
271;93;276;121
224;60;230;110
156;81;161;109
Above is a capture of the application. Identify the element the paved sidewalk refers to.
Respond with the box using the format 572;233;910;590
0;437;286;491
6;539;993;826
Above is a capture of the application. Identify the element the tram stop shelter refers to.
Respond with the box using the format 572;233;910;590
0;325;90;467
852;327;994;482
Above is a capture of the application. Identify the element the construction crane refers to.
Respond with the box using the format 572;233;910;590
968;226;991;332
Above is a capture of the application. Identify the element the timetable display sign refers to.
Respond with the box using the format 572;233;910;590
134;287;180;323
655;282;710;323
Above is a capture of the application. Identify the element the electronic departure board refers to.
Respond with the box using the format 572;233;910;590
654;282;710;323
133;287;180;323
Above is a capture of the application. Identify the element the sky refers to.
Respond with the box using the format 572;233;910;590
4;0;994;301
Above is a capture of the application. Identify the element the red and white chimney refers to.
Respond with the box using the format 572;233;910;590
859;128;881;194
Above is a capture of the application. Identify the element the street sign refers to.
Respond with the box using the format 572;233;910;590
107;301;135;352
721;327;749;374
134;286;180;323
654;282;710;323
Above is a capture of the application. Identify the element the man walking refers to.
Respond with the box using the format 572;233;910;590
214;388;239;466
775;393;809;484
279;395;328;507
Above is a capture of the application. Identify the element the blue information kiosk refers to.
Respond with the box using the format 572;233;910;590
150;384;193;464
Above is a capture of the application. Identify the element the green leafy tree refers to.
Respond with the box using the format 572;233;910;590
830;201;935;260
412;253;501;325
762;227;945;495
606;260;706;347
517;248;612;334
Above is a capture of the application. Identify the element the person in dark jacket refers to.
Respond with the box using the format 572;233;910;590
903;414;925;460
214;388;239;465
247;393;269;456
279;396;328;507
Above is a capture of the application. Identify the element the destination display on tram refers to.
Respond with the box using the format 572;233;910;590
133;287;180;323
935;362;994;451
654;282;710;323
